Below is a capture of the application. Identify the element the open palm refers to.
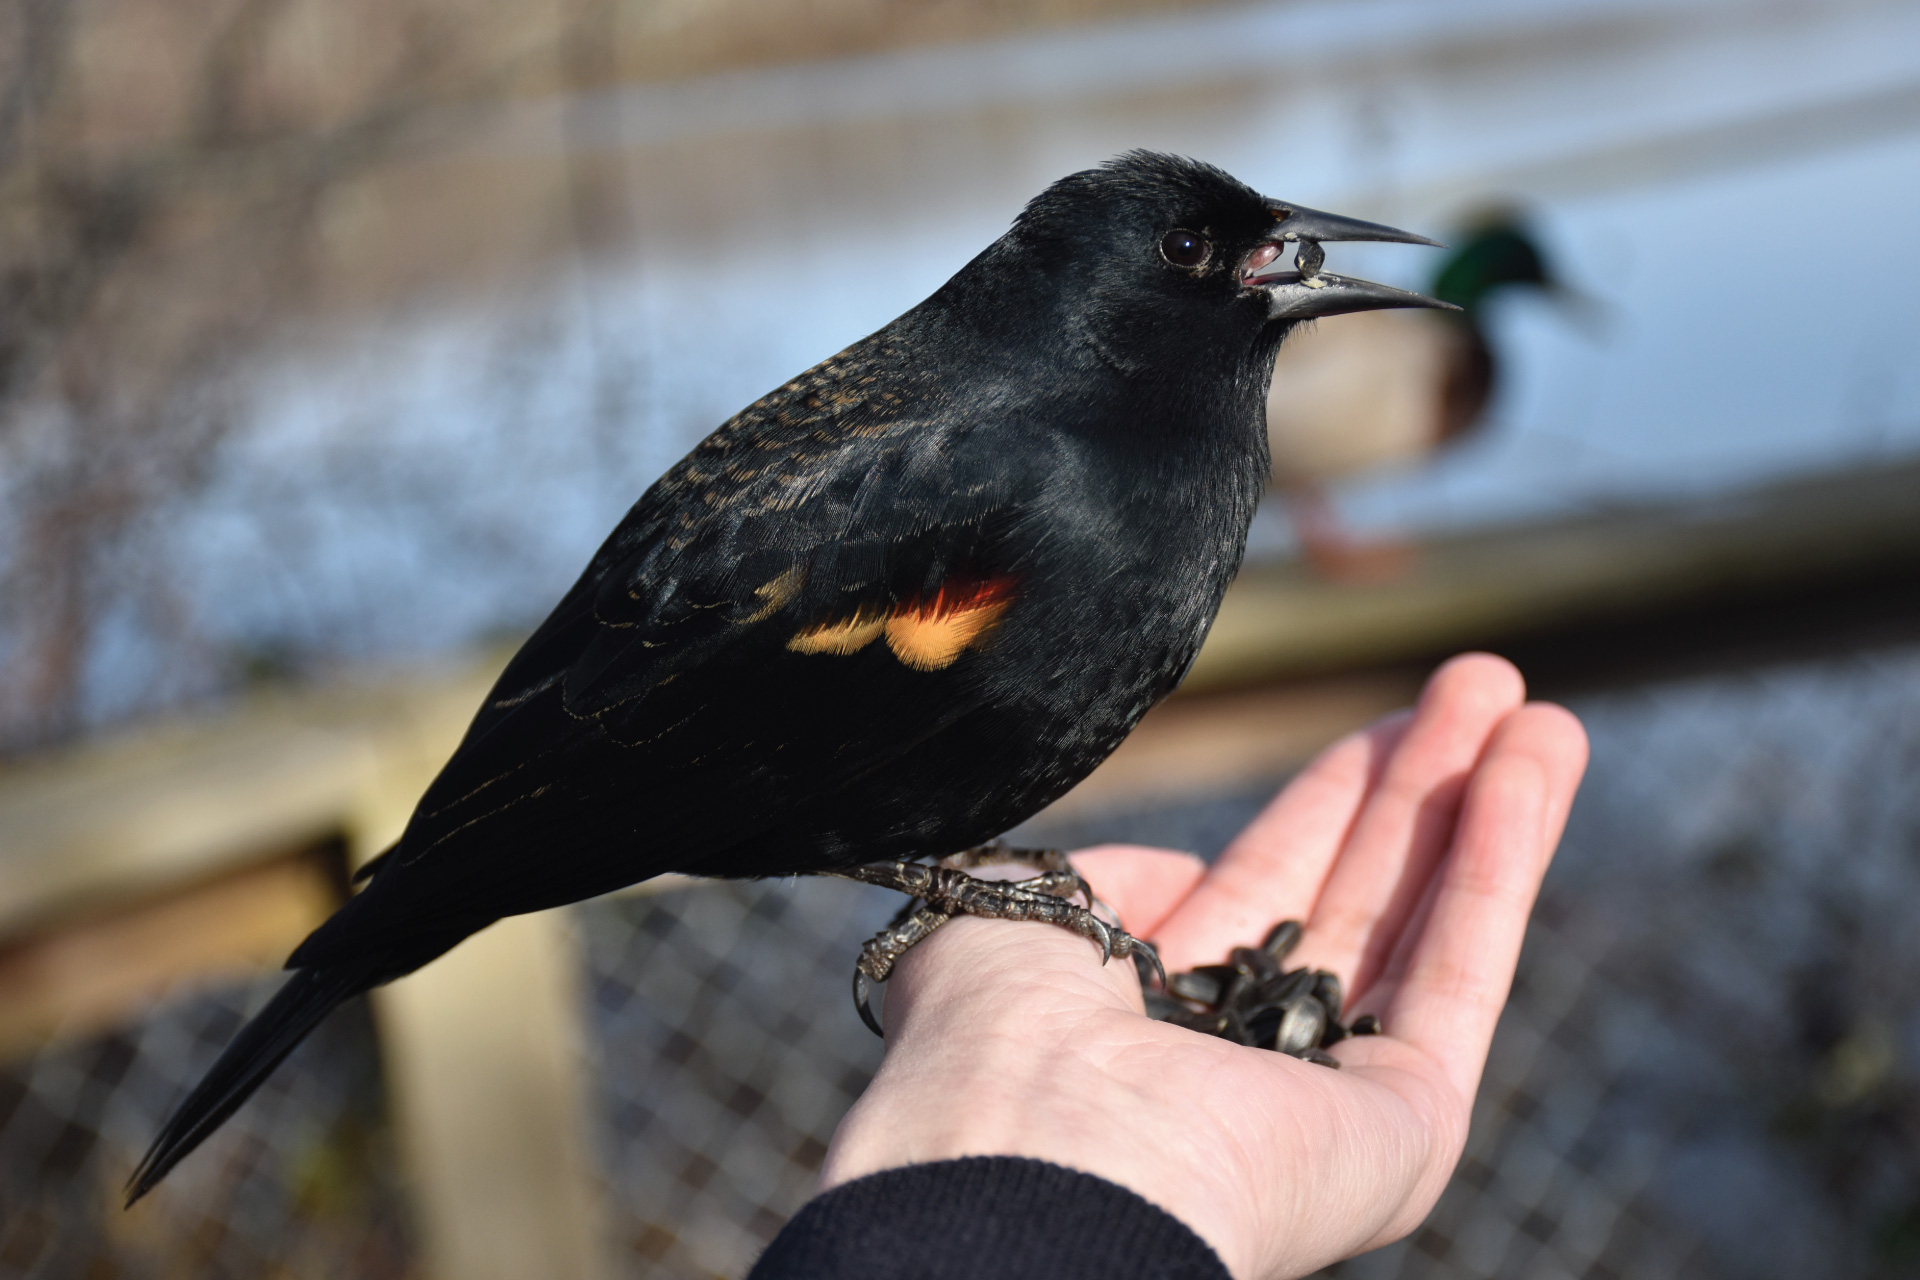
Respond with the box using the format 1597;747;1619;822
821;654;1589;1279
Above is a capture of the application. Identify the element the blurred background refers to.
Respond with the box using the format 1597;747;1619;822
3;0;1919;1275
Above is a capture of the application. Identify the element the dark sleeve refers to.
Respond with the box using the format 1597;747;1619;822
747;1156;1232;1280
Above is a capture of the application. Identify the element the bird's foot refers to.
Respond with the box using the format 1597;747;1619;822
836;847;1163;1036
939;843;1099;912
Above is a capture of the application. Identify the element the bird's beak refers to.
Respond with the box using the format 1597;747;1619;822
1254;268;1461;321
1266;204;1444;249
1242;203;1458;322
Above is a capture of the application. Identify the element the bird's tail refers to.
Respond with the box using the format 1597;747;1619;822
124;964;368;1206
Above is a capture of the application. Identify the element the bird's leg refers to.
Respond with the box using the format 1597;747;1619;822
946;848;1147;980
941;843;1097;912
834;855;1164;1036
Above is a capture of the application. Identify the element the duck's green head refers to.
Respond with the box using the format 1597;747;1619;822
1429;208;1555;316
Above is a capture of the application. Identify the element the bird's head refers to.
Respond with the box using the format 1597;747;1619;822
986;151;1455;374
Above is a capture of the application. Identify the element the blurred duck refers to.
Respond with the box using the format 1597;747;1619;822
1266;209;1581;578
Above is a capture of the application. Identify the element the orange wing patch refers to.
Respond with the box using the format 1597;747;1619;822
787;611;887;656
787;577;1017;671
882;579;1017;670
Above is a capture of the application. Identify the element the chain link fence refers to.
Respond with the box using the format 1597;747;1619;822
4;642;1919;1277
0;986;415;1279
577;877;894;1280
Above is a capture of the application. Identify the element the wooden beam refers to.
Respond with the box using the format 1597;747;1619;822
369;913;610;1280
0;659;502;938
0;849;340;1060
1187;459;1920;692
342;725;612;1280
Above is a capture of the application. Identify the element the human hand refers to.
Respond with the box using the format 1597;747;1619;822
818;654;1588;1279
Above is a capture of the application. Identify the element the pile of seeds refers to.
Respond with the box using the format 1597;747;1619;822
1143;919;1378;1067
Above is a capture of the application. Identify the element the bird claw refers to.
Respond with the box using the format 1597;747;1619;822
1086;913;1114;964
1131;937;1168;992
835;847;1159;1036
852;969;884;1038
848;903;954;1035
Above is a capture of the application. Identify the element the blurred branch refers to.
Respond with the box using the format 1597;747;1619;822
0;0;625;751
0;0;70;178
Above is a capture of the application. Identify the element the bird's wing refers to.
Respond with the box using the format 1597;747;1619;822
370;335;1040;905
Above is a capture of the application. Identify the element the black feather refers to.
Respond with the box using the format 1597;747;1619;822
125;966;367;1205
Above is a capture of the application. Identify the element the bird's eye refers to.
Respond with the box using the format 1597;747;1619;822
1159;229;1211;270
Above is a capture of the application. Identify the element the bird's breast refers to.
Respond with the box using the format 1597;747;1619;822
993;455;1258;715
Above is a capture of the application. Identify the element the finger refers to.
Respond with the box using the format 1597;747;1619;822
1364;702;1589;1010
1150;714;1408;971
1293;653;1526;995
1361;703;1588;1100
1069;845;1209;938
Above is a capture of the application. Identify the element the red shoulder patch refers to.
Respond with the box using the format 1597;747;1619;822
787;576;1017;671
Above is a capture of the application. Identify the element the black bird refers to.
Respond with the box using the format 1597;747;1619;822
128;152;1449;1202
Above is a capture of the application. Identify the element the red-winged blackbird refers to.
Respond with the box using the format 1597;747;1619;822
128;151;1448;1202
